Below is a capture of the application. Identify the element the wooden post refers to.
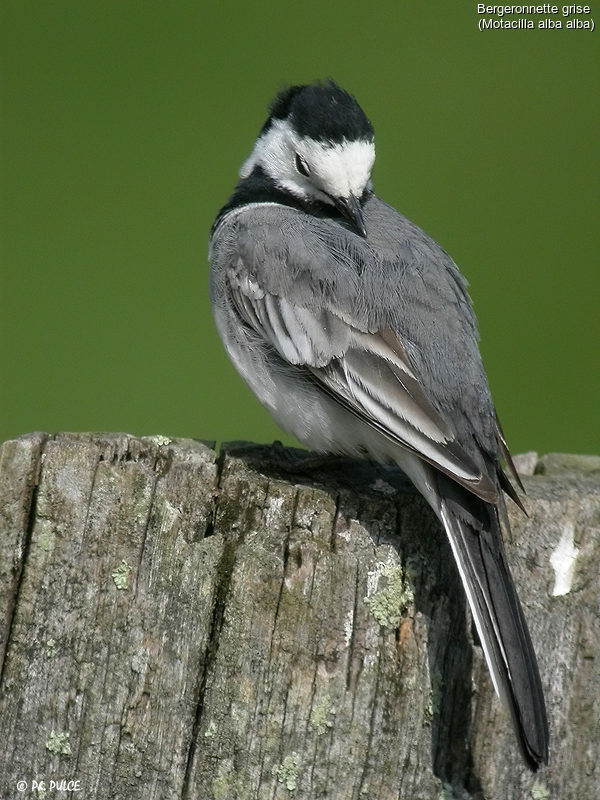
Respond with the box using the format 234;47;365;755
1;433;598;799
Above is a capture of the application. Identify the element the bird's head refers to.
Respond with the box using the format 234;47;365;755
240;80;375;237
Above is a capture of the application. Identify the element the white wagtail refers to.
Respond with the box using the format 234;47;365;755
209;80;548;768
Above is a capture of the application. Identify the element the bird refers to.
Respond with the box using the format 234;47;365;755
208;79;549;769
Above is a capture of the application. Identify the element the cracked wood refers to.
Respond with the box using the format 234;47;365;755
0;433;599;800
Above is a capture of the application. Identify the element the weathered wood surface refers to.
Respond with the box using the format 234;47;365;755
0;433;598;800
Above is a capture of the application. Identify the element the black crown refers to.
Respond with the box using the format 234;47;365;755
263;80;374;144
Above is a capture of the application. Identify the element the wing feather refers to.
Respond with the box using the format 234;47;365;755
227;266;497;502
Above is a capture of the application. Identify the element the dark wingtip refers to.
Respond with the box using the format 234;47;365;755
493;411;529;519
494;411;526;492
498;467;528;515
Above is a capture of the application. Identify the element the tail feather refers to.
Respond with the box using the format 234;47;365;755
439;498;549;768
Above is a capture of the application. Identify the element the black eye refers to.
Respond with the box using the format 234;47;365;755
295;153;310;177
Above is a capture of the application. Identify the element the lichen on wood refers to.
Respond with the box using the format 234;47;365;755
0;433;598;799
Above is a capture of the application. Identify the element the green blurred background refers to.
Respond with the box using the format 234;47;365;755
1;1;598;455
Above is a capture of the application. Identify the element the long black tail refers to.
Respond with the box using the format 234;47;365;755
439;489;549;768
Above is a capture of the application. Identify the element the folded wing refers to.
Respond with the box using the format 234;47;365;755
227;268;498;502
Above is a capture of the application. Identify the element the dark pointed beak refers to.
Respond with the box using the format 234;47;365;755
332;193;367;238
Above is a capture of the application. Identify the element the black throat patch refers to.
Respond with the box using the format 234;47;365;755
211;165;371;237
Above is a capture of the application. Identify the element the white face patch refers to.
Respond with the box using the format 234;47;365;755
240;118;375;205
